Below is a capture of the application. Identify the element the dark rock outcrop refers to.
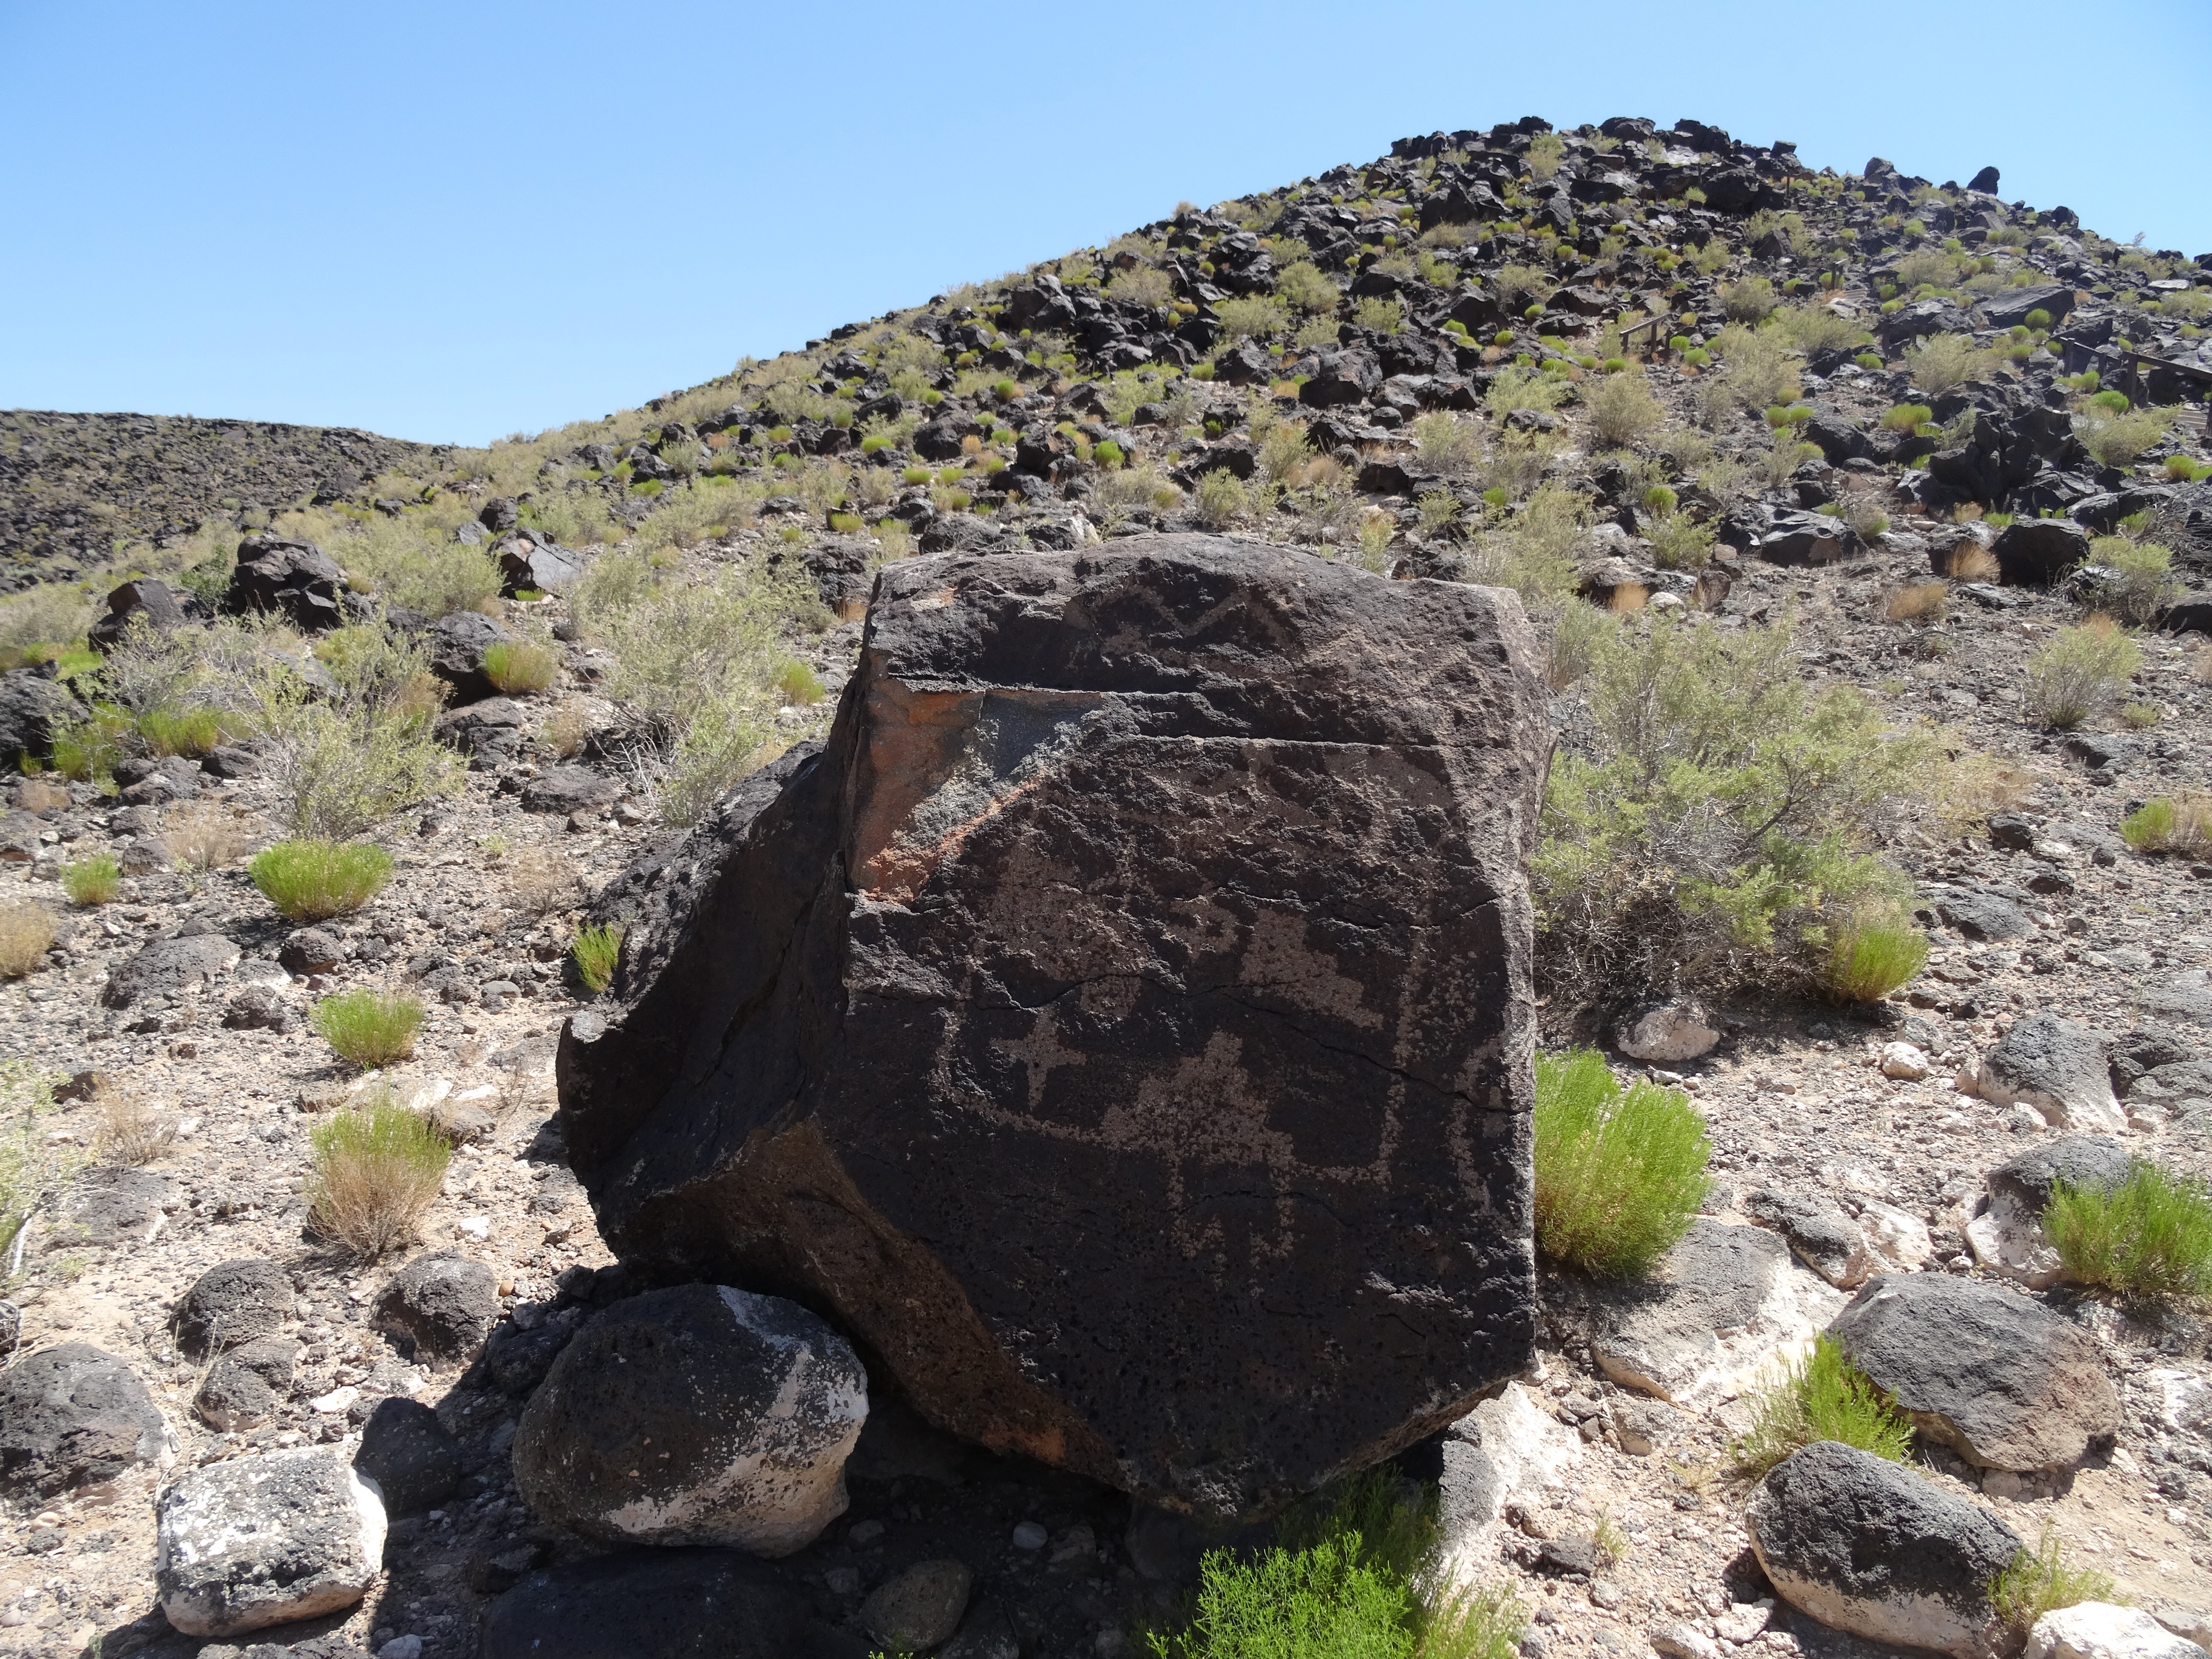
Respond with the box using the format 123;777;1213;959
0;1342;177;1496
557;534;1550;1518
226;535;346;631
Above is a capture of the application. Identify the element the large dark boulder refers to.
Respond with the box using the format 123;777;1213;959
227;535;346;631
1746;1440;2021;1658
478;1550;829;1659
1827;1274;2121;1470
0;670;67;771
512;1284;867;1553
556;534;1549;1519
1993;518;2091;586
88;578;189;653
0;1342;177;1496
420;610;515;704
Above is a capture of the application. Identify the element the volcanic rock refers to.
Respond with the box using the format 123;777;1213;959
512;1284;867;1554
556;534;1549;1517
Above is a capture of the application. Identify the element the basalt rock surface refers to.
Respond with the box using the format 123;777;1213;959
558;533;1550;1519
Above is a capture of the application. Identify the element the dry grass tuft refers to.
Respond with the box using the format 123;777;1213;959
1883;581;1949;623
166;801;252;873
96;1083;177;1167
1944;542;2000;582
0;902;55;978
509;847;579;918
305;1091;450;1260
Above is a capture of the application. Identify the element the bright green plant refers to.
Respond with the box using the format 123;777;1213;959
2046;1159;2212;1301
1989;1531;2121;1641
311;990;425;1070
1731;1335;1915;1478
1146;1471;1524;1659
2122;793;2212;858
483;639;558;695
1533;1049;1710;1278
137;704;229;758
61;854;121;907
572;923;624;994
249;840;394;922
2023;617;2140;730
1820;896;1928;1002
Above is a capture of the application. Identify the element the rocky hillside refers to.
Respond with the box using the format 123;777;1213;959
2;112;2212;1659
0;413;447;594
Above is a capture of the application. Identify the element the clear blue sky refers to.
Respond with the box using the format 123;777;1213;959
4;1;2206;447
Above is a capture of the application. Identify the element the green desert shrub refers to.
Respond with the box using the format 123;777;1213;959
1903;333;1993;395
1881;402;1934;433
1584;372;1665;449
1146;1471;1524;1659
1214;295;1289;341
482;639;558;695
1989;1531;2121;1642
1274;260;1341;315
1533;1049;1710;1278
1709;325;1801;414
1819;897;1928;1002
339;517;503;618
61;854;122;908
1463;485;1584;605
2088;537;2179;624
1730;1335;1915;1478
1535;616;1930;1001
306;1092;449;1260
2023;617;2140;730
136;704;230;758
1720;276;1779;323
1647;513;1714;571
249;840;395;921
2122;793;2212;858
2076;404;2180;469
249;634;461;839
2046;1159;2212;1301
311;990;425;1071
1353;296;1405;335
1195;469;1250;528
571;922;624;994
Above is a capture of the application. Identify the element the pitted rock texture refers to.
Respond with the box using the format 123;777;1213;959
557;534;1550;1518
512;1284;868;1554
1746;1440;2022;1659
1828;1273;2122;1471
155;1446;387;1636
0;1341;178;1496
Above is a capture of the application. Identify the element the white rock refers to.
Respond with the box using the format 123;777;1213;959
2148;1370;2212;1438
310;1386;359;1415
1617;1001;1720;1064
1857;1200;1934;1272
1881;1042;1932;1080
454;1215;490;1241
156;1448;386;1636
2026;1603;2209;1659
1715;1601;1775;1643
1966;1209;2065;1290
1653;1622;1721;1659
1434;1381;1582;1586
